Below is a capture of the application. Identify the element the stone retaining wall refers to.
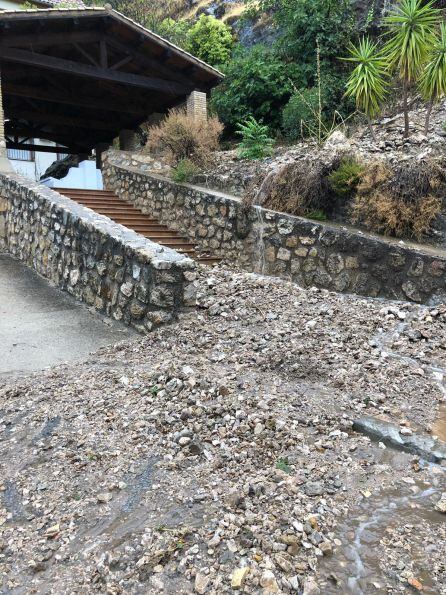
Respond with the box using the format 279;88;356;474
103;151;446;305
0;173;197;332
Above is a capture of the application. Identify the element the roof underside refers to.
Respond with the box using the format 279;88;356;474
0;8;223;154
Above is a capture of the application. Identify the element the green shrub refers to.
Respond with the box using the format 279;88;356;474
236;116;275;160
171;159;200;183
328;158;364;198
211;45;305;132
282;88;320;140
157;18;190;48
186;15;233;67
306;209;327;221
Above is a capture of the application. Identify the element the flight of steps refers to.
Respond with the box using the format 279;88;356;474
56;188;219;264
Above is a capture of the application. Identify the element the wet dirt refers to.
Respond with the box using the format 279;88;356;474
318;456;445;594
433;404;446;442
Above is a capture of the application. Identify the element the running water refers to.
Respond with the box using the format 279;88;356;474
318;478;443;594
254;205;266;275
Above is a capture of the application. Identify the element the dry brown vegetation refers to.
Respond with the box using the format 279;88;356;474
352;161;445;239
243;157;343;216
145;109;223;167
243;155;446;240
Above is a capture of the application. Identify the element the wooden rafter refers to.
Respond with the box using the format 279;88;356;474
0;47;189;95
3;82;151;115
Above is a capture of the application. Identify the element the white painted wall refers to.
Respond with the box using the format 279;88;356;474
9;140;62;181
43;160;103;190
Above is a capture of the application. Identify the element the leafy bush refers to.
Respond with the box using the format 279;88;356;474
282;88;320;140
236;116;275;160
157;18;190;47
145;108;223;166
185;15;233;67
211;45;304;131
171;159;200;183
328;158;364;198
257;0;354;65
351;161;444;238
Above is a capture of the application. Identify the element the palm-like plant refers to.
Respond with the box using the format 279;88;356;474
383;0;440;138
344;37;389;141
419;22;446;135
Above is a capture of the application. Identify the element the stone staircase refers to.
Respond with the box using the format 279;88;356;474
56;188;218;264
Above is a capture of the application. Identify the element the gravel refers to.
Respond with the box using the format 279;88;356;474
0;265;445;593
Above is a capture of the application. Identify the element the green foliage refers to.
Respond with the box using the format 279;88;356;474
383;0;440;83
276;458;292;474
282;89;320;140
383;0;440;138
264;0;355;65
171;159;200;183
211;45;302;131
185;15;233;67
344;37;389;119
419;22;446;104
236;116;275;160
306;209;327;221
157;18;190;48
328;158;364;197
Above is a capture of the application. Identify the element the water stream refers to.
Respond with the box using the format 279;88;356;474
254;205;266;275
318;312;446;593
318;473;444;594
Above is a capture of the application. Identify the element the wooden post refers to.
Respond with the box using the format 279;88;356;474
119;129;138;151
0;69;13;173
186;90;207;122
95;142;109;169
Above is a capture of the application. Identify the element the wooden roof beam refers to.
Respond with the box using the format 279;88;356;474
3;82;151;116
0;47;190;95
7;108;125;132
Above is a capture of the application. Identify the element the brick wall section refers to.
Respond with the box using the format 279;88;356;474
186;90;207;121
0;173;197;332
103;150;446;304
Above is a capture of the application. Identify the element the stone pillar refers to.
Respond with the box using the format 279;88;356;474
119;129;138;151
0;69;12;174
95;142;109;170
186;90;207;122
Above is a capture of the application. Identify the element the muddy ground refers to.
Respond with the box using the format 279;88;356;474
0;266;445;594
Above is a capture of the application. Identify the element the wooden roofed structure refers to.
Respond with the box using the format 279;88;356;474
0;6;223;170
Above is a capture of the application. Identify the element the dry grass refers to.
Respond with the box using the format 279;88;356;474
243;155;445;240
243;154;345;216
351;161;445;239
145;108;223;167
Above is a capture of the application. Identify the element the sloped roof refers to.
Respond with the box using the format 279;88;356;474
0;7;223;154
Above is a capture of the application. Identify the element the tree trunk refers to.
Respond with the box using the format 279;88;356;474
425;100;434;136
367;115;377;142
402;80;410;139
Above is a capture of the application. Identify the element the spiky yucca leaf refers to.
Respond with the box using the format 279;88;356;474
344;37;388;118
383;0;440;82
420;22;446;103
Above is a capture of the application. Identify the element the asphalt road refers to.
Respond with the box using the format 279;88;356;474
0;254;136;381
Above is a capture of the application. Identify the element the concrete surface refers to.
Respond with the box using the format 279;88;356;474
0;254;136;381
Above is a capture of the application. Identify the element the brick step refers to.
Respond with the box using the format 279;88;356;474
55;187;218;266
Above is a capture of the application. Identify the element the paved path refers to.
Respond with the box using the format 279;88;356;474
0;254;136;380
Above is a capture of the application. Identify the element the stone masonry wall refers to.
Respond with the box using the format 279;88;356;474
0;173;197;332
103;151;446;305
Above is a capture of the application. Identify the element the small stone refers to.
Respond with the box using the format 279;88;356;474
231;567;249;590
435;493;446;513
97;492;113;503
304;482;324;496
195;572;210;594
260;569;279;591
